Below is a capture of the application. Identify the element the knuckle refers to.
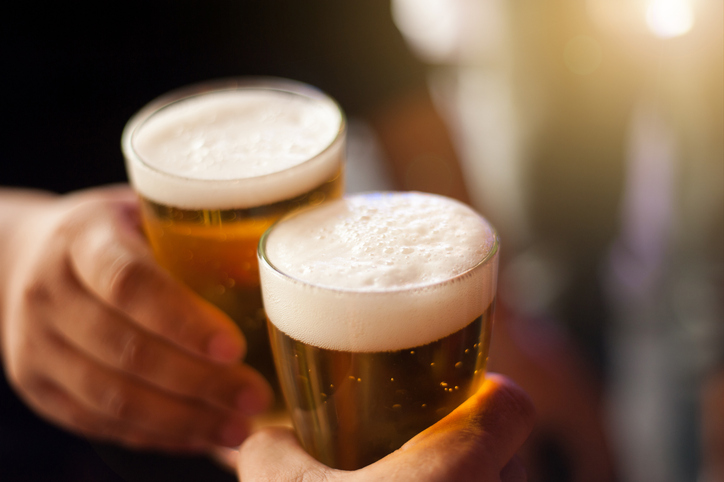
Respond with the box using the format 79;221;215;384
74;366;135;421
117;331;155;374
62;199;98;224
106;255;149;307
20;277;54;309
173;310;205;345
101;385;135;420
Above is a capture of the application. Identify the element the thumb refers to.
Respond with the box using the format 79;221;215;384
237;427;336;482
365;374;535;481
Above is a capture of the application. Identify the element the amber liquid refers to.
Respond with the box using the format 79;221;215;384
139;168;343;403
268;303;494;470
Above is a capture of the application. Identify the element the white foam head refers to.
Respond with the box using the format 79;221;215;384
122;79;344;210
259;192;499;352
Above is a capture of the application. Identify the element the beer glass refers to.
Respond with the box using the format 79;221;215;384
122;78;345;403
258;192;499;469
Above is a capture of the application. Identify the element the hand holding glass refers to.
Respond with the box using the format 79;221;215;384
122;78;345;402
258;192;499;469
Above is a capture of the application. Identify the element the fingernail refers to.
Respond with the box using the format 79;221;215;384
207;333;242;363
218;420;249;447
235;389;268;417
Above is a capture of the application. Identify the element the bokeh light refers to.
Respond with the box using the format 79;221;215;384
646;0;695;38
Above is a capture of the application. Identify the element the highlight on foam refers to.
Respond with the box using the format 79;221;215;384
122;78;345;210
259;192;499;353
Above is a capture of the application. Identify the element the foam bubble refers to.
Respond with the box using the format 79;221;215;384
259;192;498;352
123;85;344;210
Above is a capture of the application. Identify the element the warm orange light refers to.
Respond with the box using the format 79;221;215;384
645;0;695;38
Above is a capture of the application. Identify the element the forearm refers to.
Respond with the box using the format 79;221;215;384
0;188;57;354
368;88;471;205
702;367;724;481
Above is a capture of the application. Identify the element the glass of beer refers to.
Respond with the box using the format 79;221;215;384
258;192;499;469
122;78;345;404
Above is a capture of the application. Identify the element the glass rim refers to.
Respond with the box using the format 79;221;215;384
121;76;347;185
257;192;500;296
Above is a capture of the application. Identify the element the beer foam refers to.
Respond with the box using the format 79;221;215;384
123;86;344;210
260;192;498;352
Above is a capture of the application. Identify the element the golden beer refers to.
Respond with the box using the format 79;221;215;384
268;308;493;469
123;79;345;401
259;192;499;469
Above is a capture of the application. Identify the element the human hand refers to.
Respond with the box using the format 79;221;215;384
0;185;272;452
237;374;534;481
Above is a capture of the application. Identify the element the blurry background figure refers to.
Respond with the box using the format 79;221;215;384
392;0;723;481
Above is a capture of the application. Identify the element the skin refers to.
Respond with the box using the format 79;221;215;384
369;87;472;206
237;374;535;482
0;90;614;480
0;184;537;482
702;368;724;482
0;185;273;452
369;88;618;482
488;305;617;482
